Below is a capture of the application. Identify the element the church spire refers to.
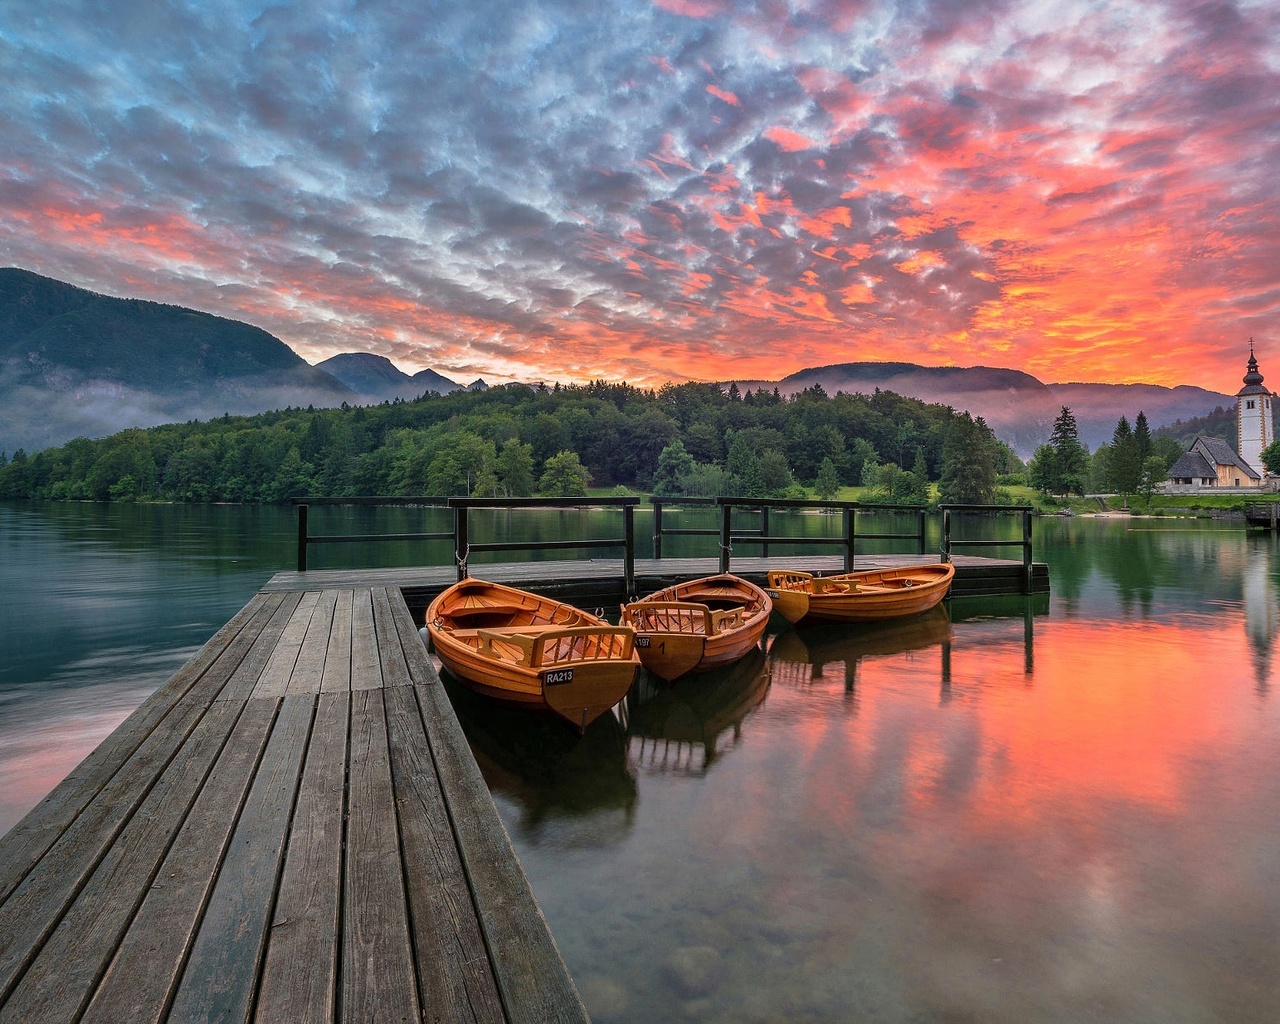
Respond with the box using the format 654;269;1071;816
1243;337;1264;386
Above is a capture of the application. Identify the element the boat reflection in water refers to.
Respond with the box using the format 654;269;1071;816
769;604;953;701
440;673;637;843
623;646;771;776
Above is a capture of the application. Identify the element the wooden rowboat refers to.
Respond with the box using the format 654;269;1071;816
765;563;955;625
620;574;772;681
425;578;640;731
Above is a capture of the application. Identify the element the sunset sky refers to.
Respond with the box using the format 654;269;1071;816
3;0;1279;390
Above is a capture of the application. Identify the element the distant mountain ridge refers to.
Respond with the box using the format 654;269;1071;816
736;362;1234;456
314;352;471;403
0;268;484;452
0;268;1246;457
0;267;353;452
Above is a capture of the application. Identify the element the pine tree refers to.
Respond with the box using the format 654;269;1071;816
1034;407;1088;495
1134;411;1152;462
1108;416;1142;501
939;412;997;504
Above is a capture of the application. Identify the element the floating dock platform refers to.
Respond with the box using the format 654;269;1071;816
0;583;588;1023
0;550;1045;1022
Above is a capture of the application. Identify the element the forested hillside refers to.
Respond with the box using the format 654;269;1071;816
1154;405;1237;446
0;267;352;452
0;379;1017;504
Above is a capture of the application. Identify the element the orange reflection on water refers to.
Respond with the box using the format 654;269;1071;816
748;607;1280;1019
762;604;1280;894
944;617;1245;818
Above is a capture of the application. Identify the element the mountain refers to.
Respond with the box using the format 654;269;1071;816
734;362;1234;457
0;268;353;452
737;362;1062;456
1042;382;1234;451
0;268;1246;460
315;352;462;403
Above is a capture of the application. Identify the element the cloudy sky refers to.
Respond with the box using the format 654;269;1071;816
3;0;1279;389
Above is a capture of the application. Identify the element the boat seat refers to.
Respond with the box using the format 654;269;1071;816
709;608;746;633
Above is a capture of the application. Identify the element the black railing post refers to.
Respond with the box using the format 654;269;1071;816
624;503;635;598
843;507;855;571
760;505;769;560
941;508;952;562
917;509;926;554
453;504;469;580
719;502;732;574
653;499;663;559
1023;509;1033;594
296;503;309;572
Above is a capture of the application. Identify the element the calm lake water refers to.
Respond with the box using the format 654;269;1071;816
2;502;1278;1022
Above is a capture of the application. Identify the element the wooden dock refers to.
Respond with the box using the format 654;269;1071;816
0;584;588;1024
0;549;1046;1023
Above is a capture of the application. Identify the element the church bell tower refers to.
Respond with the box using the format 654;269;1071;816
1237;339;1273;476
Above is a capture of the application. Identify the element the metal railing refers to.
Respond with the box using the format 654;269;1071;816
447;497;639;594
293;496;1034;591
650;496;928;572
292;496;453;572
938;504;1035;593
293;495;640;590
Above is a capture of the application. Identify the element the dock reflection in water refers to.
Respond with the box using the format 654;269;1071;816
769;604;953;702
441;674;638;843
623;647;771;776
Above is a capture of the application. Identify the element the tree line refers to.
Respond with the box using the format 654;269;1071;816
1029;407;1193;503
0;379;1020;505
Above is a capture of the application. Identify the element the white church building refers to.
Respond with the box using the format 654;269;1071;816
1165;342;1276;493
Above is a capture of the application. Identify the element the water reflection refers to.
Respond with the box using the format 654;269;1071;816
623;648;771;776
769;606;953;705
1243;536;1280;695
9;505;1280;1022
442;674;638;844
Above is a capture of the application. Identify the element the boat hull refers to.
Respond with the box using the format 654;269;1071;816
426;578;640;730
766;564;954;625
621;574;772;681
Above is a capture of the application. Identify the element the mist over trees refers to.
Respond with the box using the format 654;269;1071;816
0;380;1019;504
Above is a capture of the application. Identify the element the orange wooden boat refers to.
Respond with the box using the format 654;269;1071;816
620;574;772;681
765;563;954;625
425;578;640;731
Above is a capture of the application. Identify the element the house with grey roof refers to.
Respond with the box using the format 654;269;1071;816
1166;435;1262;490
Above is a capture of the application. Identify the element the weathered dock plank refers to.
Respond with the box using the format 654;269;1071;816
254;690;347;1022
79;699;279;1024
320;587;354;693
0;583;590;1024
0;592;282;907
343;686;422;1023
170;694;315;1024
0;700;245;1022
351;586;381;691
385;684;506;1023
